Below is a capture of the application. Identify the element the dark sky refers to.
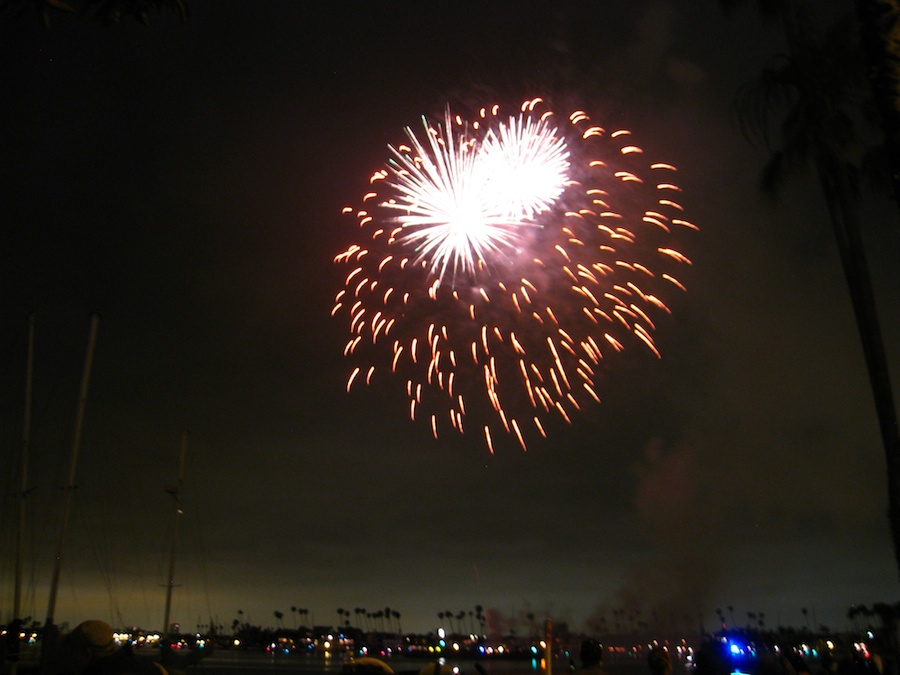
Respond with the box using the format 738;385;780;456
1;0;899;637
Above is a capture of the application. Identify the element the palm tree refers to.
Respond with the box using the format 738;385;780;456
475;605;485;635
851;0;900;204
274;610;284;629
724;0;900;581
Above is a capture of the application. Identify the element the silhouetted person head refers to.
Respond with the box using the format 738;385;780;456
580;640;605;669
758;653;792;675
46;620;117;675
693;639;730;675
649;646;672;675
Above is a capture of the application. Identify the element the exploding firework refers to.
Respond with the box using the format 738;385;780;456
333;98;696;452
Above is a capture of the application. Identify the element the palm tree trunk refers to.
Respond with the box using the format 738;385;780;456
816;156;900;581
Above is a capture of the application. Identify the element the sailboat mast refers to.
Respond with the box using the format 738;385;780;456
163;431;187;636
14;315;34;623
45;313;100;628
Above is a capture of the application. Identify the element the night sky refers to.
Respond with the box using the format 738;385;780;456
2;0;899;637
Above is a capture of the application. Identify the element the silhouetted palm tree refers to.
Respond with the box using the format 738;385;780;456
724;0;900;581
851;0;900;203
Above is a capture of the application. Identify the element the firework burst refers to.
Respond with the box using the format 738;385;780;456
333;98;696;452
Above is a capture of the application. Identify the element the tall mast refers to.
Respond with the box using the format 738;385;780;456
14;315;35;624
163;431;187;637
44;313;100;628
8;316;36;675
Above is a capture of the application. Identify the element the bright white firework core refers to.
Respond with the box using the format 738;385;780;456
480;115;570;220
383;112;570;280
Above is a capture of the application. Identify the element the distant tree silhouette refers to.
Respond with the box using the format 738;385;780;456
336;608;353;629
475;605;485;635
